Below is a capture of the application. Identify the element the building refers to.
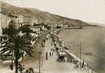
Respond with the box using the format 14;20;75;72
0;13;18;43
31;18;39;25
15;15;24;27
0;13;10;29
0;19;2;36
0;20;2;42
16;15;24;23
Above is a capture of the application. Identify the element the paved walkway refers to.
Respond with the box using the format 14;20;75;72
0;62;15;73
41;38;88;73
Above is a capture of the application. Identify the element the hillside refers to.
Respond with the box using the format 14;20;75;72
0;1;90;26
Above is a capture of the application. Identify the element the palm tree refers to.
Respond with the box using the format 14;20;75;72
2;20;18;37
18;25;33;41
0;20;34;73
1;35;34;73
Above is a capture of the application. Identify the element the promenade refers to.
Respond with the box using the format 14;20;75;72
40;37;88;73
0;31;92;73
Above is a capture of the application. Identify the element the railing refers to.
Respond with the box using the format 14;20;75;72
64;49;96;73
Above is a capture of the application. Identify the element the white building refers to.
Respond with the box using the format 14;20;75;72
31;18;39;25
0;13;10;29
16;15;24;27
16;15;24;24
0;21;2;36
0;13;2;36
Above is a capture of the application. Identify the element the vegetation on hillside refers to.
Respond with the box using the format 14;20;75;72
1;1;90;27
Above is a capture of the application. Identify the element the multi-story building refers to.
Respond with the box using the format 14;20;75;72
0;18;2;36
15;15;24;27
0;13;10;29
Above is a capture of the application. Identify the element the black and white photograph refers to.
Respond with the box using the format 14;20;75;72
0;0;105;73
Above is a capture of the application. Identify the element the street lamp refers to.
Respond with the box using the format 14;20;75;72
80;42;81;69
39;52;42;73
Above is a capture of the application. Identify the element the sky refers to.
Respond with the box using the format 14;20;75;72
2;0;105;25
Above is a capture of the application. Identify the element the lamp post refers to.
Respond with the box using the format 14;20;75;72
80;42;81;69
39;52;41;73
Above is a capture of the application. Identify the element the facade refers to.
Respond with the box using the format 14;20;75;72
0;19;2;36
31;18;39;25
0;13;10;29
16;15;24;27
0;13;11;36
16;15;24;24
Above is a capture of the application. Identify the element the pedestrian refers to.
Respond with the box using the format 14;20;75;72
46;52;48;60
41;42;44;47
49;52;51;57
10;63;13;70
18;64;25;73
74;61;79;69
43;39;45;43
51;48;52;51
29;67;34;73
81;60;85;68
56;47;58;51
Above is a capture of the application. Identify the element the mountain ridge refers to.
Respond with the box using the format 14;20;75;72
1;1;90;26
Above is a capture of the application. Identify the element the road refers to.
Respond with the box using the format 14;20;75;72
41;38;88;73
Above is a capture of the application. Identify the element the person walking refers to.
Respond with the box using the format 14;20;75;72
18;64;25;73
10;63;13;70
81;61;85;68
46;52;48;60
49;52;51;57
74;61;79;69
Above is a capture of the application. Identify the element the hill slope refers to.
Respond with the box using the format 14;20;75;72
1;1;90;26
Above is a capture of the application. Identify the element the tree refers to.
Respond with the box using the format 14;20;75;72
2;20;18;37
1;35;34;73
18;25;33;41
0;20;34;73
